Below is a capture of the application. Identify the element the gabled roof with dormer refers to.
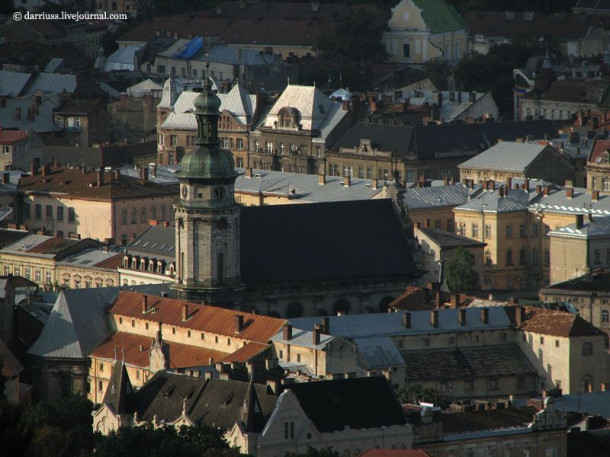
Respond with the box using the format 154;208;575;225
263;84;334;131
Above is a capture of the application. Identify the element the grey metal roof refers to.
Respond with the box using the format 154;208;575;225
235;168;386;203
270;326;334;350
288;307;511;338
22;72;77;97
459;142;548;172
548;215;610;239
553;391;610;417
0;95;62;133
28;284;173;359
126;225;176;260
104;45;142;72
354;336;406;369
404;183;472;210
457;187;534;213
207;45;275;66
119;164;181;185
57;247;123;268
0;70;31;97
531;186;610;216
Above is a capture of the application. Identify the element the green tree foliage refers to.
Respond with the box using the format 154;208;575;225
394;384;452;410
444;246;480;293
316;8;387;63
448;0;573;13
284;446;340;457
94;423;245;457
454;44;531;117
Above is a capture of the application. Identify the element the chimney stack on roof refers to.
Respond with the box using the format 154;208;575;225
97;169;104;187
283;324;292;341
182;304;189;321
543;185;550;196
576;213;584;229
515;306;526;326
235;314;244;333
372;178;379;189
152;164;157;177
322;317;330;334
481;308;489;324
343;176;351;187
593;189;600;201
245;167;253;178
403;312;411;329
142;295;148;313
313;325;321;345
114;169;120;181
458;308;467;326
318;174;326;185
143;167;149;181
431;310;439;328
566;187;574;199
2;173;9;185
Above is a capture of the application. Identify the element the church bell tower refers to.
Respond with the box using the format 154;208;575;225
172;67;242;305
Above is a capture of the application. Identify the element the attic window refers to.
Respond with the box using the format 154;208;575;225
318;104;325;114
221;392;234;406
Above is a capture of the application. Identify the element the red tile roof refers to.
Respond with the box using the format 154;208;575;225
19;167;176;201
91;332;229;369
111;291;286;343
93;253;124;270
0;129;28;144
519;306;606;337
222;341;269;363
588;139;610;164
26;237;80;254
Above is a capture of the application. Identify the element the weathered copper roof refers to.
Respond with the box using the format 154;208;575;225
111;291;286;342
91;332;229;369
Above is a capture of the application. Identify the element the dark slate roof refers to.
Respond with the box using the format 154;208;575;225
541;271;610;293
331;122;414;156
333;121;558;162
418;227;486;248
283;376;405;433
135;372;277;432
401;344;536;381
440;406;538;434
240;199;415;284
102;361;136;414
126;224;175;261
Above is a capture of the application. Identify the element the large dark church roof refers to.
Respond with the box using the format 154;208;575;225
240;199;414;284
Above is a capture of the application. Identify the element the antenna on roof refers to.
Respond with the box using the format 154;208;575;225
113;345;117;361
121;346;125;363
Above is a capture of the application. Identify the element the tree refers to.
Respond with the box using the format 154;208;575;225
445;247;480;292
394;384;452;410
316;8;387;63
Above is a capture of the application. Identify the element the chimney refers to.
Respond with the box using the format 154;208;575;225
97;170;104;187
343;176;351;187
481;308;489;324
576;214;584;229
209;358;214;366
283;324;293;340
114;169;120;181
536;184;542;194
469;92;476;103
2;172;9;184
318;174;326;185
450;293;459;308
142;295;148;313
143;167;149;181
313;325;321;345
322;317;330;334
489;181;496;191
245;167;253;178
235;314;244;333
543;185;550;196
82;166;87;174
593;189;600;201
182;304;189;321
449;91;455;102
431;310;439;328
566;187;574;199
515;306;526;326
403;312;411;329
372;178;379;189
524;178;529;191
30;163;36;175
443;176;449;186
458;308;467;325
506;177;512;190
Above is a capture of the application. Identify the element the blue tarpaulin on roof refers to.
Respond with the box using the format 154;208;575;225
173;36;203;59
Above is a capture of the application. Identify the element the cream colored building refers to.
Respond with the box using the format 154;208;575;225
384;0;468;63
18;166;177;245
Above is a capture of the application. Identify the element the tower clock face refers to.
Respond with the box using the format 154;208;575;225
213;186;226;200
181;185;188;198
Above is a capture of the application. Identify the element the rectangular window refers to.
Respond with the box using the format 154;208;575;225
532;223;538;237
45;271;51;283
141;207;147;223
403;43;411;58
151;207;156;220
57;206;64;221
520;223;527;237
595;249;601;265
236;138;244;149
23;203;30;219
46;205;53;218
283;421;295;440
484;224;491;238
121;209;127;225
131;209;137;224
35;204;41;220
68;207;75;222
471;223;479;238
366;167;373;180
505;224;512;239
35;270;41;282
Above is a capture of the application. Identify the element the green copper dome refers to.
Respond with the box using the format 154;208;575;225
193;78;221;115
180;147;237;180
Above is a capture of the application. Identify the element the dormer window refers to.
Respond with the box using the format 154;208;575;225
278;107;299;129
